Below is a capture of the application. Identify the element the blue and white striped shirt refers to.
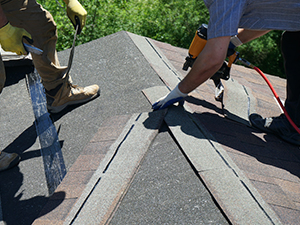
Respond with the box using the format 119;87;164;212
203;0;300;39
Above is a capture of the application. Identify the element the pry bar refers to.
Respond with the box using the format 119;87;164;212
24;43;43;55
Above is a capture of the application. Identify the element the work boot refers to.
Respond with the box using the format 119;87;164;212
0;151;21;172
46;82;100;113
249;113;300;145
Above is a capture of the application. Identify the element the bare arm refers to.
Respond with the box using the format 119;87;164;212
178;36;231;94
178;28;270;94
237;29;270;44
152;28;271;110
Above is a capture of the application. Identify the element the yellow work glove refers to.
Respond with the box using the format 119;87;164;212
0;23;32;55
64;0;87;34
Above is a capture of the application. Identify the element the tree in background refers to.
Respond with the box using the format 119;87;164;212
38;0;285;77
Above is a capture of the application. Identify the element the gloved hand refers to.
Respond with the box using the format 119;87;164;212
64;0;87;34
0;23;32;55
152;84;188;110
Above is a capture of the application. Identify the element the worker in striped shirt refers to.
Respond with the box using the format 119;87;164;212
153;0;300;145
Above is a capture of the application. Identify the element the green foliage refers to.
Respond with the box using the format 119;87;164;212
37;0;285;77
237;30;285;77
38;0;209;49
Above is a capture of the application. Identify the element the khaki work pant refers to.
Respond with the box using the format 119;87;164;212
0;0;71;94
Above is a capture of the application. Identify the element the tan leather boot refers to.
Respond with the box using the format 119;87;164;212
46;82;100;113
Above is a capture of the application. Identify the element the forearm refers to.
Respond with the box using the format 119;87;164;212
179;56;220;93
237;29;270;44
179;36;230;94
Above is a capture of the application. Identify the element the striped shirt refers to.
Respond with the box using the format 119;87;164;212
203;0;300;39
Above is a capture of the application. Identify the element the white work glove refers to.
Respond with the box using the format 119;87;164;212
152;84;187;110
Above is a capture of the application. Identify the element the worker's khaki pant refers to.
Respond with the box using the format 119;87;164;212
0;0;70;94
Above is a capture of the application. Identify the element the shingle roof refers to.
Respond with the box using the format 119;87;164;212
153;38;300;224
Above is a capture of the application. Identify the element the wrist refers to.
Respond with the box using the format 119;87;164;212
164;84;187;103
174;84;188;97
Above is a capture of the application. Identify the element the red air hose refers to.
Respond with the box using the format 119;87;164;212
253;66;300;135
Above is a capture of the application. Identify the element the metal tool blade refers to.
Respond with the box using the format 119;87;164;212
24;43;43;55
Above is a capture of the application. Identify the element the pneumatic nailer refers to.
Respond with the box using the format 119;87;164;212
182;24;239;101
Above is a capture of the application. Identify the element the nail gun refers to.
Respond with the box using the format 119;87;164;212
182;24;239;100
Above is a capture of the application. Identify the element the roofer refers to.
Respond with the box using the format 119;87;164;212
152;0;300;145
0;0;100;171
